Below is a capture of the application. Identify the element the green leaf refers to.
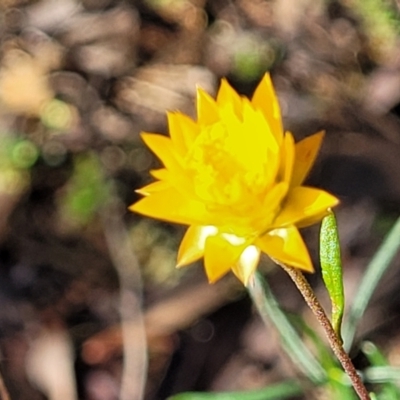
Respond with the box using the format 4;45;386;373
364;366;400;383
362;342;400;400
343;216;400;350
248;272;326;383
319;211;345;340
167;380;302;400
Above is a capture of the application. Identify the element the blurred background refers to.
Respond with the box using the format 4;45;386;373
1;0;400;399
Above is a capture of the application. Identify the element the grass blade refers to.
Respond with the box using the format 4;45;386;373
343;217;400;350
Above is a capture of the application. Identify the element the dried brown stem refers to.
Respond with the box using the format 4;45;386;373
0;372;10;400
102;198;147;400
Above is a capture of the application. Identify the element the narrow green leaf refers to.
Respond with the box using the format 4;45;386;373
248;272;326;383
167;380;303;400
343;216;400;350
319;211;345;340
362;341;389;366
364;366;400;383
362;341;400;399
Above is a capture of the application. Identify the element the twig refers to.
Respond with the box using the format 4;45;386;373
101;198;147;400
0;372;10;400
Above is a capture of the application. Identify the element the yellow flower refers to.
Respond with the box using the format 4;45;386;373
130;73;339;285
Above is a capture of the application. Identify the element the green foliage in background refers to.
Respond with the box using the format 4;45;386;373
0;136;39;194
58;153;110;227
344;0;400;58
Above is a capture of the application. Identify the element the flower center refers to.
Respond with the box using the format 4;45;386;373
186;121;270;209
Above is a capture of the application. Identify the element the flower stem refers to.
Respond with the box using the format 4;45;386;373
280;264;371;400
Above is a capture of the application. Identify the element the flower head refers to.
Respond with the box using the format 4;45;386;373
130;73;339;285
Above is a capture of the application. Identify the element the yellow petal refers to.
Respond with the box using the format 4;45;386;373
129;187;213;226
231;245;261;285
135;180;171;195
257;182;289;230
177;225;217;267
296;209;332;228
281;132;295;183
291;131;325;187
217;100;242;142
150;166;196;200
204;234;248;283
216;79;243;117
167;112;198;155
196;87;219;125
274;186;339;227
251;73;283;144
242;98;279;156
141;133;183;173
256;226;313;272
150;168;169;180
